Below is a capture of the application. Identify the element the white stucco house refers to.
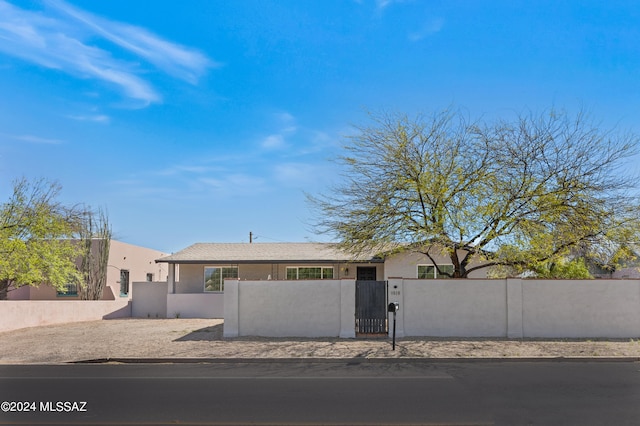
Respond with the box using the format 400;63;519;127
132;241;487;320
131;242;640;339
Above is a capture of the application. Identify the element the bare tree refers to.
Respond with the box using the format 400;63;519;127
309;108;640;278
77;207;112;300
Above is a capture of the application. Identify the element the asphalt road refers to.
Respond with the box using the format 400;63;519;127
0;360;639;425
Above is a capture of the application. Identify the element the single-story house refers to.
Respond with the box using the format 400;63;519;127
131;242;487;319
156;242;487;285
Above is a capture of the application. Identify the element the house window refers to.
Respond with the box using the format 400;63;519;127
286;266;334;280
120;269;130;296
146;273;154;282
57;282;78;297
204;266;238;292
418;264;454;279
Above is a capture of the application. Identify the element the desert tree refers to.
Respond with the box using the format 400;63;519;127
0;178;81;299
309;108;640;278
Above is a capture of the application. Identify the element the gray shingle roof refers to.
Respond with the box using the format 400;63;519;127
156;242;382;264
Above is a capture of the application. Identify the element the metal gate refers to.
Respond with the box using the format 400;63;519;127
355;280;388;335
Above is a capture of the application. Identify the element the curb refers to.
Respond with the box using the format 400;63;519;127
70;356;640;364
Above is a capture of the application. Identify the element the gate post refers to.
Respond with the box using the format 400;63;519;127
223;279;240;338
339;279;356;338
506;278;524;338
388;278;405;338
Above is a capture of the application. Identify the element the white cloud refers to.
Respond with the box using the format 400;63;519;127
275;111;298;133
113;167;269;201
408;17;445;41
273;161;337;190
154;164;221;177
200;174;267;195
262;134;286;150
376;0;393;10
276;111;296;125
5;133;63;144
259;111;299;150
66;114;110;123
130;156;270;199
273;162;311;184
375;0;411;12
112;112;339;202
47;0;217;83
0;0;216;106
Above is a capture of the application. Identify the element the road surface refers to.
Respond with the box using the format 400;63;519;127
1;360;639;425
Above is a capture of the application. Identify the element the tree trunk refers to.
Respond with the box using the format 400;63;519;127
450;250;469;278
0;279;11;300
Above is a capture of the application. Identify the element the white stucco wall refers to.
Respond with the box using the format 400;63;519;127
167;293;224;318
521;279;640;338
402;279;507;337
131;280;224;319
238;280;341;337
131;281;167;318
224;279;355;337
135;272;640;339
390;278;640;338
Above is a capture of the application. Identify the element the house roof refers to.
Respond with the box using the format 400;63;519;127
156;242;383;264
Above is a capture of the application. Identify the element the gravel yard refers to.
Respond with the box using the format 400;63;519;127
1;318;639;364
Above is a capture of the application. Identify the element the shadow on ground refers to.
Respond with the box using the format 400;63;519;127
174;324;225;341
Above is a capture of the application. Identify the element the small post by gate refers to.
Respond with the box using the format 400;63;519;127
388;302;399;350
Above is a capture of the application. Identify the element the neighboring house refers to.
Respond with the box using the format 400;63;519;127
610;265;640;278
593;264;640;279
596;245;640;278
8;240;169;301
133;242;486;319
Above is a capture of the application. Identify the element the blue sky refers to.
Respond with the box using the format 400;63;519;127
1;0;639;253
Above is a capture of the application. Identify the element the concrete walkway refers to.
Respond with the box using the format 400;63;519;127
1;318;639;364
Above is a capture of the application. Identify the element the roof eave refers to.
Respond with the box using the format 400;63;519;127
155;258;385;264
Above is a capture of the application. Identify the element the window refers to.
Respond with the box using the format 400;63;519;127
120;270;130;296
418;264;454;279
286;266;334;280
146;273;154;282
57;282;78;297
204;266;238;292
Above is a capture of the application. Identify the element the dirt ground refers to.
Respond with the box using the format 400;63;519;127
1;318;639;364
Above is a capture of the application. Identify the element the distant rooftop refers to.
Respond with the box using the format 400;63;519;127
156;242;383;264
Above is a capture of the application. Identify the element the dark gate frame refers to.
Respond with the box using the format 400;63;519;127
355;280;388;335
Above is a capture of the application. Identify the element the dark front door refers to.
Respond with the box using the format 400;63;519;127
357;266;377;281
355;279;387;335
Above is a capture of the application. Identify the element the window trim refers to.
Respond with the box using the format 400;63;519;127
417;264;454;279
286;266;334;280
204;265;239;292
